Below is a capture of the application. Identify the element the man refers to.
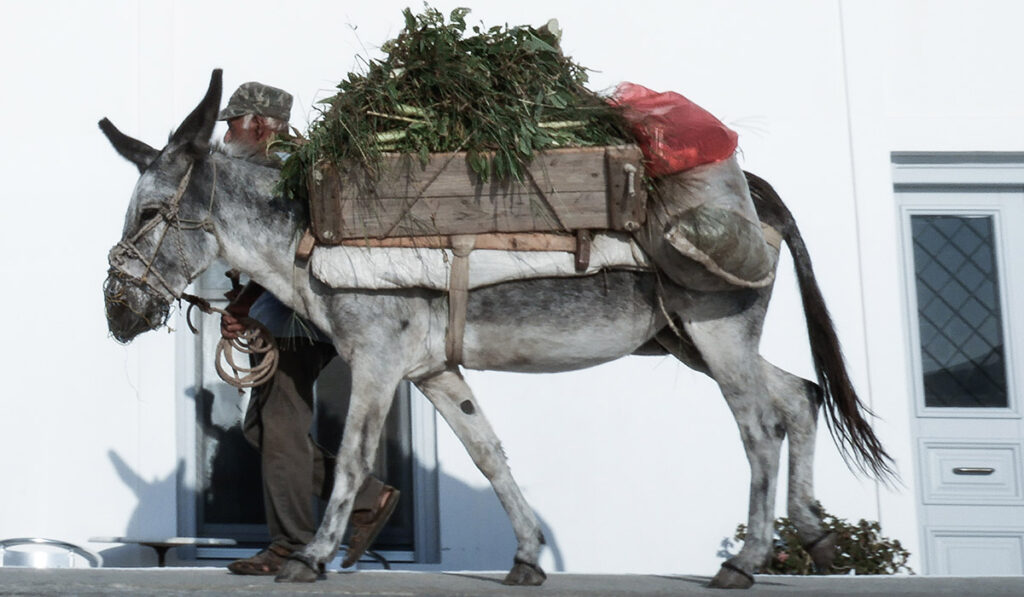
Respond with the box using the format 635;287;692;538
217;81;400;576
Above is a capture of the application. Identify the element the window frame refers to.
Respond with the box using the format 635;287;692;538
173;264;440;564
895;153;1024;421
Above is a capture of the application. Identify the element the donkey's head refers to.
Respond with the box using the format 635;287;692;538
101;70;223;343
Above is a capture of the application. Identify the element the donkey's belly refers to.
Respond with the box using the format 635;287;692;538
459;271;661;373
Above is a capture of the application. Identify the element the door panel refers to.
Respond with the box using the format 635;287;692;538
928;530;1024;575
900;186;1024;575
921;441;1023;505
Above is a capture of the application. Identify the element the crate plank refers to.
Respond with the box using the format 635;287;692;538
308;145;646;242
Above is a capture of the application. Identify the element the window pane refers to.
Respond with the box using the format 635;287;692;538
912;215;1007;408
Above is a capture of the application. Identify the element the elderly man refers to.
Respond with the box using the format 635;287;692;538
218;81;399;576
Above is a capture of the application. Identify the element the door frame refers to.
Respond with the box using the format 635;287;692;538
894;152;1024;575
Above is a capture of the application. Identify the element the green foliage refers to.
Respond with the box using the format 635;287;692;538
731;506;913;575
276;4;631;201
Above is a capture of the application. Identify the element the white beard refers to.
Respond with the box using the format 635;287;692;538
224;141;278;167
223;140;259;160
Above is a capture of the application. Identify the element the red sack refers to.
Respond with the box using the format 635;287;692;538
611;82;738;177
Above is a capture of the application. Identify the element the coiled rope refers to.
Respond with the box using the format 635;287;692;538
183;294;279;389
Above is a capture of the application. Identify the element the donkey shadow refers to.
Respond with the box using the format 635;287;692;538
101;388;565;571
97;451;185;567
429;471;565;574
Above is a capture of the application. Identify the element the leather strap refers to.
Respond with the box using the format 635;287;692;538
445;235;476;366
295;228;317;261
761;223;783;251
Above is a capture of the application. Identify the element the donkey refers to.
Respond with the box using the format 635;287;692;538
101;70;892;588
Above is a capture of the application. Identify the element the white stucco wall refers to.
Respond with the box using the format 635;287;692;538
1;0;1021;575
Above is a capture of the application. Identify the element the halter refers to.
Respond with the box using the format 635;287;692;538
106;158;279;388
107;162;215;302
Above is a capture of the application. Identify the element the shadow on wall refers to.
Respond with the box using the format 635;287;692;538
431;471;564;573
97;451;185;567
100;440;564;571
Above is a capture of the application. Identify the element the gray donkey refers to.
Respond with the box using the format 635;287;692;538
101;70;892;588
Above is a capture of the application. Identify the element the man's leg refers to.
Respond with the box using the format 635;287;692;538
259;340;336;552
234;340;399;571
230;340;334;574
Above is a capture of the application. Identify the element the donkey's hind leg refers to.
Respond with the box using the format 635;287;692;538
761;359;836;571
678;311;784;589
416;369;547;586
657;328;836;576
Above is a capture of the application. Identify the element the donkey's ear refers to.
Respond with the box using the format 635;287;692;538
98;118;160;174
168;69;223;158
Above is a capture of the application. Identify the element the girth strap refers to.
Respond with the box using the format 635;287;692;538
761;222;783;251
445;235;476;367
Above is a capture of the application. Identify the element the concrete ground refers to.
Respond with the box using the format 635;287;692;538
0;569;1021;597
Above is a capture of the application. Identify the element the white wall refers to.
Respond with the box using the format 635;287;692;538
2;0;1020;575
842;0;1024;569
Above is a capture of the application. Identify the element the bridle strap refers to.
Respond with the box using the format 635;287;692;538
108;162;209;302
109;159;278;388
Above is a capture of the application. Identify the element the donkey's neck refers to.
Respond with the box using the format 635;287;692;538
207;154;310;306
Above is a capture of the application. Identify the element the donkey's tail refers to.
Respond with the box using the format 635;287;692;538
744;171;896;482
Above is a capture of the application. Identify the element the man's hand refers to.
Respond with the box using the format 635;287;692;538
219;281;266;340
220;312;248;340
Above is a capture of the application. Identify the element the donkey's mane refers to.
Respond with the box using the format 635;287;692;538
207;143;311;225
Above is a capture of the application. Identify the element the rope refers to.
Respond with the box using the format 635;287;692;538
107;158;279;390
180;293;278;389
214;321;279;389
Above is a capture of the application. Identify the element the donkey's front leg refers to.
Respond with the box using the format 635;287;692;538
276;367;402;583
416;370;547;586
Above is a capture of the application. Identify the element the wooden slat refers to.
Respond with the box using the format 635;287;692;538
338;231;577;252
308;145;647;243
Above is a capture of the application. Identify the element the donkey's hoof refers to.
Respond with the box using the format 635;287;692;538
502;560;547;586
806;531;838;572
708;562;755;589
274;557;322;583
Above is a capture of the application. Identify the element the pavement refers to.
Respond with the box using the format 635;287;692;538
0;569;1022;597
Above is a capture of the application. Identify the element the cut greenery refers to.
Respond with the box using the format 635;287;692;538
277;5;632;202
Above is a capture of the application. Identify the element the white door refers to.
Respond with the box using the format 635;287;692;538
897;156;1024;576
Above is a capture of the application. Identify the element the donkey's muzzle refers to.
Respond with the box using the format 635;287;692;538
103;269;170;343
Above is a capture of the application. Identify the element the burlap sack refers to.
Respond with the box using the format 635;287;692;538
636;155;775;291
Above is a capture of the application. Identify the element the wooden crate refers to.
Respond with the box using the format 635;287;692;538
307;145;647;243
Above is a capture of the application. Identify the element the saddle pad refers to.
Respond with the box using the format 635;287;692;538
309;232;652;291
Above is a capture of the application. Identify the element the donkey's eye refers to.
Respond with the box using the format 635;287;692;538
140;207;161;222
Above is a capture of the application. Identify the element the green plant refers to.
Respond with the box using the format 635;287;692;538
276;4;631;202
730;506;913;575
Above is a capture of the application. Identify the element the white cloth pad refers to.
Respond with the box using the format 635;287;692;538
310;232;653;290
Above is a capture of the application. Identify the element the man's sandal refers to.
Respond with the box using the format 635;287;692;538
227;544;290;575
342;485;401;568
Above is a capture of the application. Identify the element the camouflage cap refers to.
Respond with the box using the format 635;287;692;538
217;82;293;122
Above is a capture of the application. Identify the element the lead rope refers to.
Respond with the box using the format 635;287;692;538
110;159;280;389
173;162;279;390
181;293;279;390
